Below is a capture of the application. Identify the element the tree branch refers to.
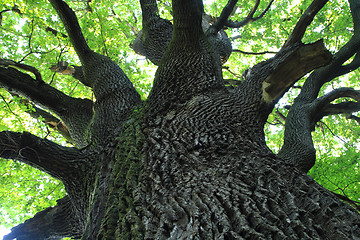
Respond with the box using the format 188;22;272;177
134;0;233;65
132;0;173;65
0;131;87;183
49;0;92;63
309;87;360;119
172;0;204;43
262;40;332;103
313;87;360;108
19;98;73;144
210;0;238;33
233;49;277;55
277;1;360;172
225;0;275;28
4;196;82;240
297;1;360;103
50;0;142;145
0;58;43;82
322;102;360;116
283;0;329;47
0;66;93;147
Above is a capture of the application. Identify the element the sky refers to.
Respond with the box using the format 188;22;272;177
0;226;10;239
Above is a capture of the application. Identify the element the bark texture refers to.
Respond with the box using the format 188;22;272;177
1;0;360;239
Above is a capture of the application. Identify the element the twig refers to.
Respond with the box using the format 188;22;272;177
225;0;275;28
0;94;19;117
233;49;277;55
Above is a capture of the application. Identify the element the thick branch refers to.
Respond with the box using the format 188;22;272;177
134;0;233;65
0;59;43;82
0;131;86;183
311;87;360;119
140;0;160;25
298;1;360;103
210;0;238;33
133;0;173;65
283;0;329;47
279;89;360;172
262;40;332;103
49;0;92;63
350;0;360;34
49;0;142;145
4;196;82;240
146;0;226;114
322;102;360;116
224;0;274;28
172;0;204;43
0;66;93;147
278;0;360;172
277;103;316;173
313;87;360;109
232;40;331;130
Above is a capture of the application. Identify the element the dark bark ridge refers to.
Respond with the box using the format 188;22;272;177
1;0;360;239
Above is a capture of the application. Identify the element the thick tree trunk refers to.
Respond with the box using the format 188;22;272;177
94;90;360;240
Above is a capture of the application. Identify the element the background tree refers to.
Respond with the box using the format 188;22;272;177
0;0;359;239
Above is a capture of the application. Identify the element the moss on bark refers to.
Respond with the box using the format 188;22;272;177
98;107;145;239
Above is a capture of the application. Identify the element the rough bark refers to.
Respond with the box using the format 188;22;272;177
133;0;232;65
49;0;142;146
1;0;360;239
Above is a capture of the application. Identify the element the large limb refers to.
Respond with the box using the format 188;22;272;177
0;131;87;184
146;0;226;113
232;0;331;124
278;0;360;172
49;0;141;144
132;0;173;65
257;0;331;105
3;196;82;240
232;40;331;126
133;0;233;65
0;65;93;147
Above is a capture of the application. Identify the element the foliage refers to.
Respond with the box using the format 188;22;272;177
0;0;359;230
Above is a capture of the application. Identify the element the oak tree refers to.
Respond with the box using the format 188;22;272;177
1;0;360;239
